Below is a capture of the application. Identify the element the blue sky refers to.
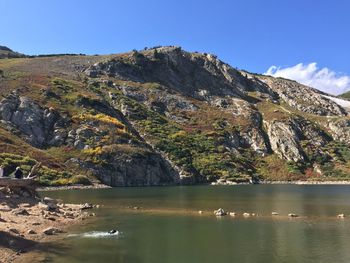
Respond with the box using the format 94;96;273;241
1;0;350;94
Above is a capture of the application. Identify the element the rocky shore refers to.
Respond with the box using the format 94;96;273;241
260;180;350;185
38;183;111;191
211;179;350;186
0;187;97;263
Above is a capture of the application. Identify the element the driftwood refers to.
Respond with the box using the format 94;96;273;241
27;162;42;179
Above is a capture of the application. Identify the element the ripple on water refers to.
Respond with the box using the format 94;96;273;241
68;231;121;238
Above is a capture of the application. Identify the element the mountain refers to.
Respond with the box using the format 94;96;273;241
0;46;350;186
339;91;350;100
0;46;26;59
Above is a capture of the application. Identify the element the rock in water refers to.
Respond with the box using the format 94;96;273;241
288;213;299;218
214;208;227;216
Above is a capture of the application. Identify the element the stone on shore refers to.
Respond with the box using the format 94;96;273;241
12;208;30;216
81;203;93;210
43;227;63;235
9;228;20;235
27;229;36;235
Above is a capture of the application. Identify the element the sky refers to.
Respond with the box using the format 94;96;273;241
1;0;350;94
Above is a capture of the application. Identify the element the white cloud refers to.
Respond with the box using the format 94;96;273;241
264;63;350;95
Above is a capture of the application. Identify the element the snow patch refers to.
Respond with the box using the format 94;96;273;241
323;95;350;109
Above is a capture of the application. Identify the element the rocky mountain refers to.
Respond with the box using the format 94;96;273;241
0;46;350;186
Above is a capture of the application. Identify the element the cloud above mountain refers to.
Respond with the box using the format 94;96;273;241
264;63;350;95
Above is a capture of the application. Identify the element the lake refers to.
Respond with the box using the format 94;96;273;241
42;185;350;263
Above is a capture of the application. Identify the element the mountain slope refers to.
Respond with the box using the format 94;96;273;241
339;90;350;100
0;46;26;59
0;46;350;186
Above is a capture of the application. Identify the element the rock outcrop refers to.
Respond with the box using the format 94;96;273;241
68;150;179;186
265;119;305;162
258;76;347;116
0;92;68;147
328;119;350;145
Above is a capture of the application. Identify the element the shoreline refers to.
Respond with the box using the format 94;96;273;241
37;180;350;192
38;183;112;191
259;180;350;185
0;189;97;263
211;180;350;186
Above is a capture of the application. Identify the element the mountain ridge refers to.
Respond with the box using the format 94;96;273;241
0;46;349;186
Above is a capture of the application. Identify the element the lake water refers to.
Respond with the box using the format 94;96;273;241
42;185;350;263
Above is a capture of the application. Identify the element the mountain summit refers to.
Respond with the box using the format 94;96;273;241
0;46;350;186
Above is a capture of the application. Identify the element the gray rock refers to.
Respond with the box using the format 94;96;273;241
43;227;63;235
258;76;347;116
214;208;227;216
0;93;67;147
266;119;305;162
81;203;93;210
12;208;30;216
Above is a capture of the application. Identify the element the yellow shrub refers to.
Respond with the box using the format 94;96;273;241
83;146;103;155
74;113;125;129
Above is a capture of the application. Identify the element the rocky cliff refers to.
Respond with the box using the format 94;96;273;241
0;46;350;186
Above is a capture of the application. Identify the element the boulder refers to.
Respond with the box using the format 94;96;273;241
27;229;36;235
43;227;63;235
81;203;93;210
12;208;30;216
214;208;227;216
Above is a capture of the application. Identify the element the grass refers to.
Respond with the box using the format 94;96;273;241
0;153;91;186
